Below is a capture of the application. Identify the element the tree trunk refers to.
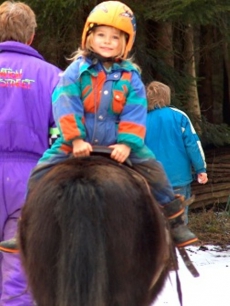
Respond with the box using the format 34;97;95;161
154;22;174;87
155;22;174;68
223;41;230;124
198;25;214;123
183;24;202;134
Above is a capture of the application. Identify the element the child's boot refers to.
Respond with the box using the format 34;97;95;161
163;196;198;247
0;238;18;253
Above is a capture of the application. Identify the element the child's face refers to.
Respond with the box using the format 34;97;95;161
91;26;123;59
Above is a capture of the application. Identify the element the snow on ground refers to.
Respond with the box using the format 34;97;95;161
152;245;230;306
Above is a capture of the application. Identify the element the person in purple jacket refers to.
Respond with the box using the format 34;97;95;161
0;1;61;305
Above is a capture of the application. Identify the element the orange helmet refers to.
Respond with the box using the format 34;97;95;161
82;1;136;59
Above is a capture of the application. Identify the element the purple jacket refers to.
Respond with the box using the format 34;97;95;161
0;41;61;159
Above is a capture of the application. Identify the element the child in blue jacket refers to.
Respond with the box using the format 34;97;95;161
145;81;208;223
0;1;198;251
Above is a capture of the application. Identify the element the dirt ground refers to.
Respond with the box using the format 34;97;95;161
188;208;230;248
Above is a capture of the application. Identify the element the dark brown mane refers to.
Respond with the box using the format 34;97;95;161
19;156;173;306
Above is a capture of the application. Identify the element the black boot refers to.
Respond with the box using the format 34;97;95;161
0;238;18;253
163;197;198;247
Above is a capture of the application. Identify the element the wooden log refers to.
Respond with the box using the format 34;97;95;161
192;182;230;194
184;146;230;209
206;153;230;161
207;177;230;184
190;196;228;209
191;190;230;202
207;168;230;172
207;161;230;171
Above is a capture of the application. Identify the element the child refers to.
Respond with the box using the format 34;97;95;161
145;81;208;223
0;1;61;305
0;1;197;253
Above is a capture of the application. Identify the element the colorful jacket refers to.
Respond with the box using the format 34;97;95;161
0;41;61;159
39;56;154;164
145;106;207;187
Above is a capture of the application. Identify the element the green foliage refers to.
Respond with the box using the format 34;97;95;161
18;0;96;67
175;111;230;147
143;0;230;25
136;46;197;110
200;120;230;147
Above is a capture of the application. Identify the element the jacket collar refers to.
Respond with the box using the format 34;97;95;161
79;56;139;74
0;41;44;61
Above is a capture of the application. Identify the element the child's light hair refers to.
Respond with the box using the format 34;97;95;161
69;25;141;72
0;1;37;43
146;81;171;111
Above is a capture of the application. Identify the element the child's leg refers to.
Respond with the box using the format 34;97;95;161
173;185;191;225
132;159;198;247
131;159;174;203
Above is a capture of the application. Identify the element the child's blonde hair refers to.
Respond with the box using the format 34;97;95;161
0;1;37;44
146;81;171;111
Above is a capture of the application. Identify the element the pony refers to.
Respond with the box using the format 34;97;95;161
18;154;176;306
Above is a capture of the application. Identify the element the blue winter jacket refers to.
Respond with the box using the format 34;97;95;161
145;106;207;187
39;56;155;164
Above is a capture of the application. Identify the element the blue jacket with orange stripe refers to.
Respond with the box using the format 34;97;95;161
39;56;154;164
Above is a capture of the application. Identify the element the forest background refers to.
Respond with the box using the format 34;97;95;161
2;0;230;243
6;0;230;147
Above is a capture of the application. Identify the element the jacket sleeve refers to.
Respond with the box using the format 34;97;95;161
117;71;147;152
182;114;207;173
52;61;86;142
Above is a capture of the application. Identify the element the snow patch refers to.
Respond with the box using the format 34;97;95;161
152;245;230;306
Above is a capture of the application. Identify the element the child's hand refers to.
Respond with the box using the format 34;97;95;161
72;139;92;157
197;173;208;184
108;144;131;163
